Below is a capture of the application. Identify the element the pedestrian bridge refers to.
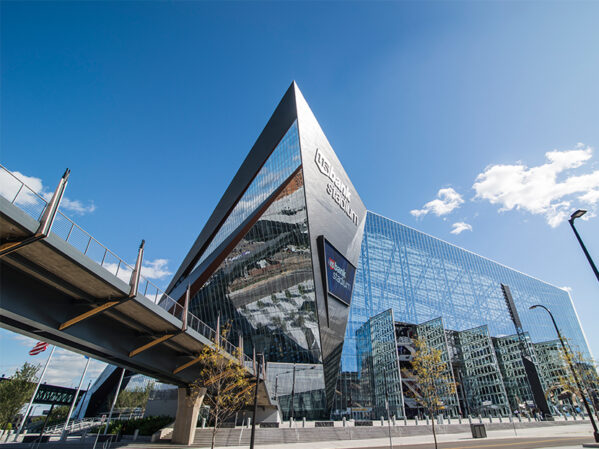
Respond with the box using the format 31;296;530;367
0;164;254;385
0;164;270;443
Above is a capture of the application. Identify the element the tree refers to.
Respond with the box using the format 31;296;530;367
116;381;155;412
0;363;40;430
410;337;457;449
548;345;599;414
189;328;254;449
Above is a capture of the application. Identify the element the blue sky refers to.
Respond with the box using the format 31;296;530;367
1;1;598;386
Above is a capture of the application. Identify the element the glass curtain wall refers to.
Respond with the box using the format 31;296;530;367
493;333;537;412
355;310;405;420
416;318;460;417
534;340;570;414
192;122;301;271
338;211;590;420
457;326;510;416
185;122;327;418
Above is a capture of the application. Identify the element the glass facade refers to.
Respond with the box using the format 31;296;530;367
416;318;460;416
337;211;591;419
193;122;301;270
458;326;510;416
189;169;321;365
355;309;404;419
533;340;569;413
267;362;326;420
184;122;328;418
493;333;537;411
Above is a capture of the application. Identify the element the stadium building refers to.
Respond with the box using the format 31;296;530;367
85;82;594;422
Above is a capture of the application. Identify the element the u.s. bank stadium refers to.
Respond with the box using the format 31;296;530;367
2;82;595;429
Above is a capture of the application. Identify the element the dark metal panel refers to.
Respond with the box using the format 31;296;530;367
294;84;367;410
166;82;300;294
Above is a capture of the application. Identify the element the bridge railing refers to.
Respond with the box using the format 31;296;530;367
0;164;251;369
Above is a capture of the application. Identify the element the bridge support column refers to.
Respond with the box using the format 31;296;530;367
172;386;206;445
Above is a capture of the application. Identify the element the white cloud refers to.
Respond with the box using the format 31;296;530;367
473;143;599;227
58;197;96;214
141;259;172;280
13;334;38;347
450;222;473;235
411;188;464;218
44;349;107;387
0;168;96;215
102;258;172;286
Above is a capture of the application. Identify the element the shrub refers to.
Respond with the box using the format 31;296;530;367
91;415;172;436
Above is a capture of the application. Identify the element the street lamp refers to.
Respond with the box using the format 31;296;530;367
529;304;599;442
249;353;263;449
568;210;599;284
382;370;393;449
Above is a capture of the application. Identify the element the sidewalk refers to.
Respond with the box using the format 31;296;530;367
0;423;593;449
244;424;594;449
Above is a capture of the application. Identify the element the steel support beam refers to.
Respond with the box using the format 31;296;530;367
129;333;175;358
173;356;202;375
58;299;125;331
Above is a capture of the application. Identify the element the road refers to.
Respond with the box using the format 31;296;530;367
349;436;593;449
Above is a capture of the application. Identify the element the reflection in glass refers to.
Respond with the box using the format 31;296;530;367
337;211;591;419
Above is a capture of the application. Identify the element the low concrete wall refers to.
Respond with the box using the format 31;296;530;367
192;419;591;446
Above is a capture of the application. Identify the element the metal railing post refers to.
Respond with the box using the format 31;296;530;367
129;240;145;297
37;168;70;237
182;284;190;331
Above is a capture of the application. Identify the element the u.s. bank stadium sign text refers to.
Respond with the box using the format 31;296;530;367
314;148;359;226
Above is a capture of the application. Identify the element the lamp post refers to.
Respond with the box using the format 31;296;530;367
529;304;599;442
382;369;393;449
290;364;296;421
249;353;262;449
568;210;599;284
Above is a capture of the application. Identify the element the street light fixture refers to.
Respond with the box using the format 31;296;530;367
529;304;599;442
568;210;599;284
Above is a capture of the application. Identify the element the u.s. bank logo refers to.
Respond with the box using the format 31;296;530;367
315;148;359;226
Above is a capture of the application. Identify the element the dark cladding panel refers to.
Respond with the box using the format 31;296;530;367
295;85;367;410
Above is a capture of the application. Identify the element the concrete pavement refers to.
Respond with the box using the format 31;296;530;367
0;423;594;449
